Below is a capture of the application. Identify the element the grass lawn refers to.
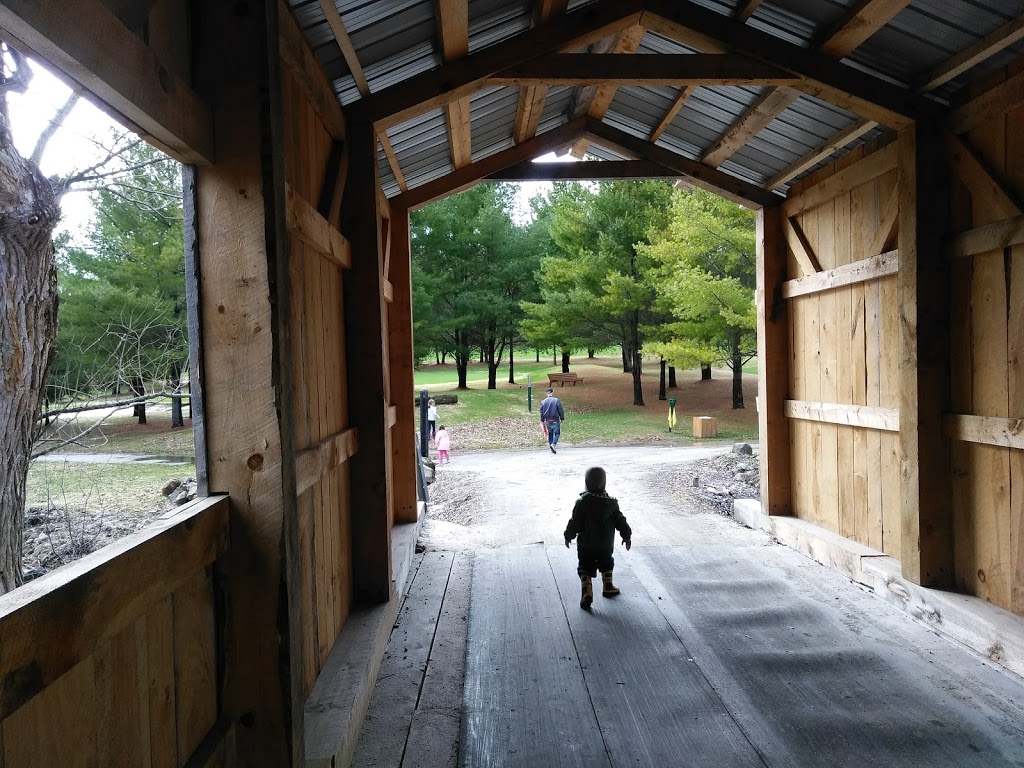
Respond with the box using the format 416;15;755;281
26;460;187;516
414;358;559;387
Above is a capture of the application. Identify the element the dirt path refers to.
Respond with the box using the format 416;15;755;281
419;444;771;552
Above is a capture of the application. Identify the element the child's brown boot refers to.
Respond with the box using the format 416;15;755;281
601;570;620;597
580;575;593;609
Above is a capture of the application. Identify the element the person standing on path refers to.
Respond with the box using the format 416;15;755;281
427;398;438;439
539;388;565;454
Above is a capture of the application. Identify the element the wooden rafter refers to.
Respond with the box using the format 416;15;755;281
437;0;472;169
701;87;799;168
393;117;588;210
569;24;645;158
583;118;781;208
319;0;369;96
735;0;764;22
347;0;644;130
816;0;911;59
922;14;1024;92
513;0;569;144
379;132;408;192
766;118;877;190
639;0;935;128
279;0;346;141
649;85;696;143
488;159;679;181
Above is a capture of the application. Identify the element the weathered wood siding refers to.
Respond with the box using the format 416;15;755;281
783;143;902;558
947;63;1024;615
0;498;229;767
280;66;354;695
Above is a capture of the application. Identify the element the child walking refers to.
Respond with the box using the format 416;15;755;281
564;467;631;609
434;424;451;464
427;398;438;438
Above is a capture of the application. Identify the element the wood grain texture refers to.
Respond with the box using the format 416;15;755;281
767;119;877;191
782;250;897;299
785;400;899;432
783;142;896;217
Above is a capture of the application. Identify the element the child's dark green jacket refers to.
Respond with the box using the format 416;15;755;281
564;491;631;557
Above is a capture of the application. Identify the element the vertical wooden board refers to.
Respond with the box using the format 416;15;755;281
849;183;871;545
2;656;97;766
1010;244;1024;616
173;570;218;764
281;69;296;185
325;263;347;640
789;296;807;516
337;461;354;622
146;598;177;768
96;622;148;767
879;270;902;560
804;206;823;528
817;199;840;534
835;194;857;539
297;489;319;693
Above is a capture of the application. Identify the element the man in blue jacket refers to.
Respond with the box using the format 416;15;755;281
539;388;565;453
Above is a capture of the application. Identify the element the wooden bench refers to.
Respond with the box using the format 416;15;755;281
547;372;584;387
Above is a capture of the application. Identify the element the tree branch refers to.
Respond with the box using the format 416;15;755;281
31;89;81;166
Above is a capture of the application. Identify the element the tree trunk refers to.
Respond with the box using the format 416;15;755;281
441;350;447;364
658;357;666;401
587;348;595;358
561;350;570;373
629;316;644;406
701;364;712;381
456;332;469;389
170;361;184;428
552;347;557;366
732;333;745;410
435;350;440;364
479;346;485;364
621;344;632;373
0;115;60;594
668;365;677;388
535;347;540;363
131;376;147;424
508;340;515;385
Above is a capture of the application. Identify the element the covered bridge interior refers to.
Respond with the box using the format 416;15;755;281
1;0;1024;765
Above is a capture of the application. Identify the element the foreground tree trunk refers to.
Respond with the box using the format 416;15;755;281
701;364;712;380
131;375;147;424
668;365;677;388
561;350;570;373
658;358;666;400
508;339;515;384
621;344;632;373
732;333;745;409
0;114;60;594
629;314;644;406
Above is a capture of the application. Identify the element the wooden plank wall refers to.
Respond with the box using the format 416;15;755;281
947;62;1024;615
0;499;229;767
280;66;354;696
783;142;902;558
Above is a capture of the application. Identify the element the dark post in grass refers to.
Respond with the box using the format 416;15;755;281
419;388;429;457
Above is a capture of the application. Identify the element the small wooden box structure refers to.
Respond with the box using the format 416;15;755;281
693;416;719;438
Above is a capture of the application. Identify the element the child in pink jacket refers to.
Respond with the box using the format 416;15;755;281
434;425;451;464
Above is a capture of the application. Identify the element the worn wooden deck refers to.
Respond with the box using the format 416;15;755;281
354;544;1024;768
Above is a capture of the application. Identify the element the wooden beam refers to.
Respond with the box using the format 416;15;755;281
278;0;346;141
945;414;1024;451
379;132;408;192
783;217;822;275
347;0;644;130
491;53;801;88
489;159;679;181
513;0;569;143
864;186;900;257
394;116;587;210
950;68;1024;135
649;85;696;143
583;118;781;208
735;0;764;22
640;0;936;128
342;122;392;603
785;400;900;432
319;0;369;96
437;0;472;169
949;213;1024;260
295;428;359;496
783;140;896;216
285;184;352;269
816;0;911;58
782;249;898;299
922;14;1024;92
0;0;214;165
898;121;952;587
701;87;799;168
756;206;791;515
766;118;877;190
0;497;228;720
947;134;1023;219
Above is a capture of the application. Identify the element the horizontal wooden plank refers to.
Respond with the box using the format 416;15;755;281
767;118;877;190
945;414;1024;451
949;213;1024;259
782;249;898;298
286;184;352;269
922;15;1024;93
278;0;346;141
487;53;800;87
783;141;897;217
0;0;214;164
295;427;359;497
489;159;679;181
0;496;229;719
785;400;900;432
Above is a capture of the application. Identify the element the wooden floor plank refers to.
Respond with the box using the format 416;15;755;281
461;546;611;768
546;546;765;768
631;546;1024;767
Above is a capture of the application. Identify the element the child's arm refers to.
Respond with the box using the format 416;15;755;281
614;502;632;550
564;499;584;546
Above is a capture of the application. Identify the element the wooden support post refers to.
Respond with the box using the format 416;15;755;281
342;121;392;603
897;122;952;586
756;206;792;515
388;207;418;524
190;0;295;762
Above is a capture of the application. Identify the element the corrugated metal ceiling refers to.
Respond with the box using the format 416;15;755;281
293;0;1024;201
